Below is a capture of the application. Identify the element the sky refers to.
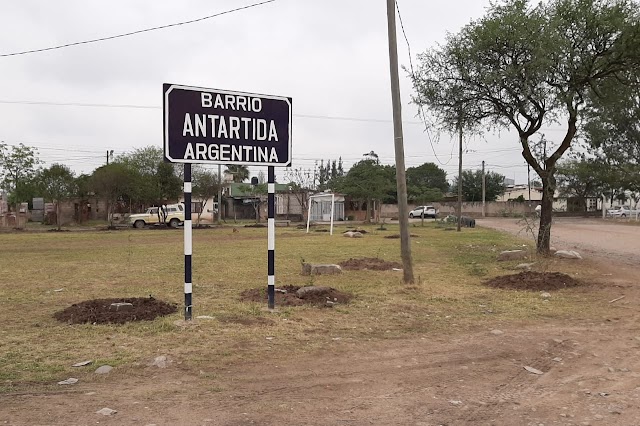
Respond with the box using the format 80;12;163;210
0;0;568;185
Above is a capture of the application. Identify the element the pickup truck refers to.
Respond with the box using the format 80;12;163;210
129;204;185;228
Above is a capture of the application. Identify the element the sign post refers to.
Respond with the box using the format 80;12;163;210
163;84;292;318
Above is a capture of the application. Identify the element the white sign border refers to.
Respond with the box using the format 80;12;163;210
163;84;292;166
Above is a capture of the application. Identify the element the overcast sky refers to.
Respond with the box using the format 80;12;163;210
0;0;567;184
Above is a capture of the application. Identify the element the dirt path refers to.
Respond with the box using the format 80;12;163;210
3;224;640;425
478;217;640;266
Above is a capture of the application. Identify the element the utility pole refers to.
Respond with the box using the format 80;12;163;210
482;160;486;217
457;113;463;232
386;0;414;284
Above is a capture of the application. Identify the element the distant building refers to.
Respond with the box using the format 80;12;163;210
498;184;543;202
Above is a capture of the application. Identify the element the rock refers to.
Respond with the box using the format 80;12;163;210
72;360;93;367
57;377;78;385
524;366;544;375
608;367;615;373
497;250;528;261
296;286;332;299
343;231;363;238
490;329;504;335
550;246;558;253
553;357;563;362
301;263;342;276
555;250;582;260
515;263;535;271
449;400;463;405
594;414;604;420
541;292;552;299
151;355;169;368
95;365;113;374
96;408;117;416
109;302;134;312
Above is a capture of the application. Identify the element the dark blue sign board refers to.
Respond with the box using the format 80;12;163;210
163;84;292;166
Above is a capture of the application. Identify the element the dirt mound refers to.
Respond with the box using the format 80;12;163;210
53;297;177;324
483;271;585;291
384;234;419;239
240;285;351;307
339;257;402;271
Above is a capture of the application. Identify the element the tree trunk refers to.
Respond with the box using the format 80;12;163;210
537;175;556;255
56;201;61;231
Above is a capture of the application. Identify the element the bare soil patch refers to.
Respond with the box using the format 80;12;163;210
240;285;351;307
53;297;177;324
483;271;585;291
384;233;419;239
339;257;402;271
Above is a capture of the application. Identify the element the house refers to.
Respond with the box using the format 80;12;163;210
498;184;543;202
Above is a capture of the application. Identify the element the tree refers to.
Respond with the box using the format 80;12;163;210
116;146;181;207
238;183;267;222
584;77;640;167
452;170;505;202
156;162;182;204
192;168;221;225
316;158;345;191
225;165;249;183
90;163;135;227
35;164;76;230
74;173;92;224
336;158;396;222
0;143;42;207
411;0;640;253
284;167;315;220
406;162;448;203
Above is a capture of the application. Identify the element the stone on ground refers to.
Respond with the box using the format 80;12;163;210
343;231;363;238
151;355;169;368
497;250;528;261
555;250;582;259
109;302;134;312
301;263;342;276
514;263;535;271
95;365;113;374
96;408;117;416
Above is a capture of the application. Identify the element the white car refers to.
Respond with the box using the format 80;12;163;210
608;206;639;218
409;205;437;219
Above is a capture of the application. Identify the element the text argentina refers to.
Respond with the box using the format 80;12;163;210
184;143;279;162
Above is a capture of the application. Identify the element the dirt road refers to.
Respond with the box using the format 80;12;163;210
478;217;640;266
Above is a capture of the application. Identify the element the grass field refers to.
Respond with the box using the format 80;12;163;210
0;222;607;393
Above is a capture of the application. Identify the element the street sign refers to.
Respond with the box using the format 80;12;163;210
163;83;292;166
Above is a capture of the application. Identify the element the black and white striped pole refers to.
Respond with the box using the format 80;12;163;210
267;166;276;310
183;163;193;320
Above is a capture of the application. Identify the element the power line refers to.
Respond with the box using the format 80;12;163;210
0;99;424;125
0;0;276;58
395;0;454;166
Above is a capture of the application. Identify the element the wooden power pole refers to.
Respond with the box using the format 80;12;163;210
482;160;486;217
386;0;414;284
457;116;463;232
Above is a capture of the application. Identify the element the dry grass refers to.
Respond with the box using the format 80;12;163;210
0;222;611;392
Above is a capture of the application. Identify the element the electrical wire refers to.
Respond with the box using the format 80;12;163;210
395;0;454;166
0;0;276;58
0;99;425;125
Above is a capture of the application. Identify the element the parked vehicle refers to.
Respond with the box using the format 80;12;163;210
129;203;185;228
607;206;639;218
409;205;437;219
